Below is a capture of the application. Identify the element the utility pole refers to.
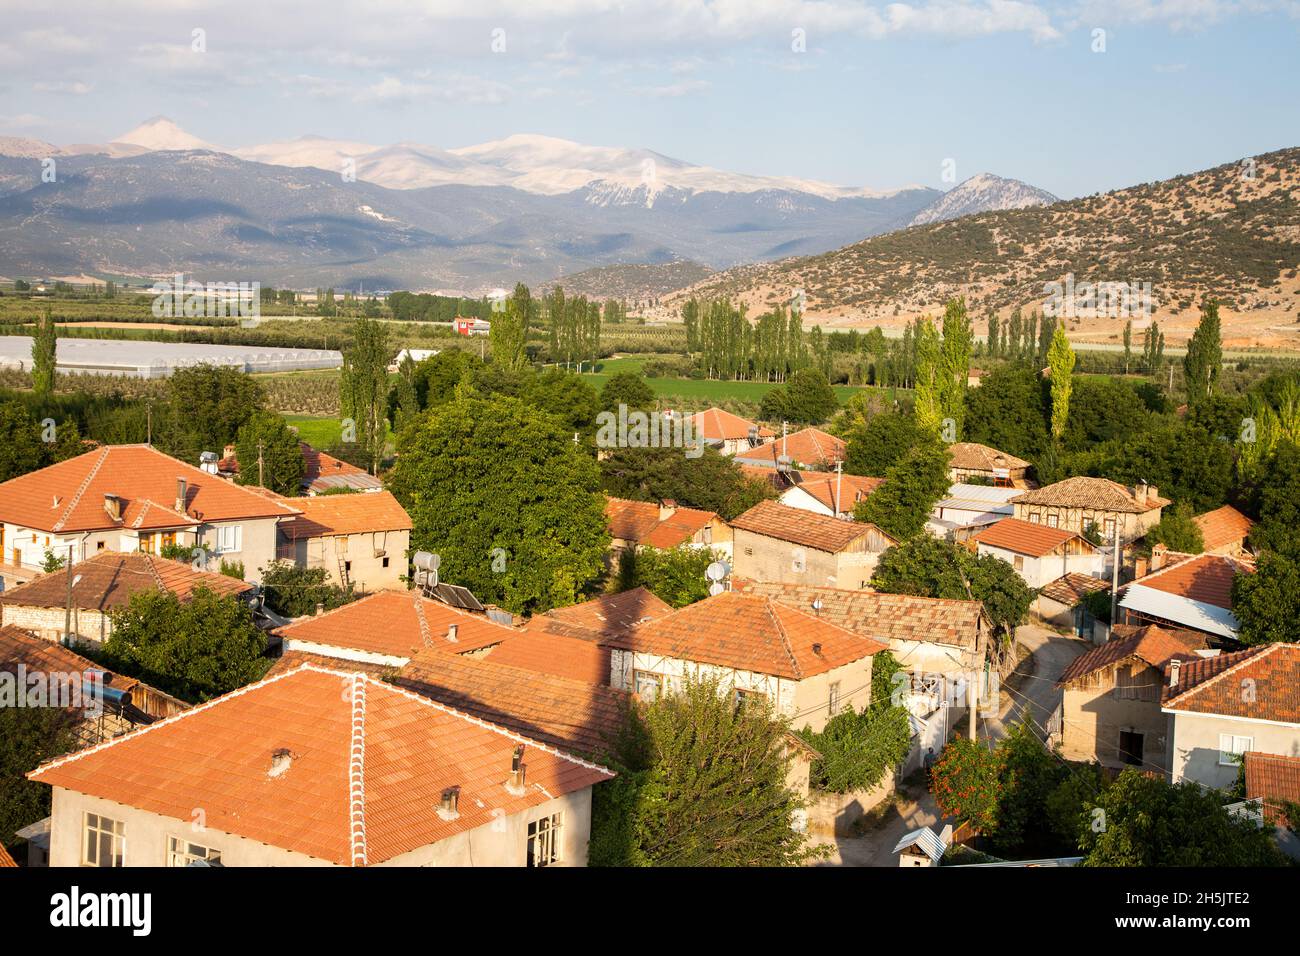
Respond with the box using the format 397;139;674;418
257;440;265;488
834;460;843;518
63;544;74;646
1110;517;1122;632
146;403;152;446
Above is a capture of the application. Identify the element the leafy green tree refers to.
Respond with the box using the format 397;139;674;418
388;394;609;614
389;354;421;433
599;371;655;414
762;367;838;425
962;363;1050;461
233;411;304;495
1061;377;1151;453
615;545;715;608
340;317;392;473
1183;299;1223;406
599;444;774;520
259;562;356;618
0;401;82;481
1232;537;1300;645
930;736;1001;832
31;308;57;396
0;706;77;843
1093;422;1233;513
1044;762;1108;847
159;364;267;459
594;677;817;866
101;587;269;702
939;297;972;436
521;369;601;440
1250;441;1300;552
488;284;530;371
991;722;1069;856
1078;768;1285;866
1145;501;1205;554
843;410;924;478
855;441;950;539
912;317;944;438
1046;324;1076;442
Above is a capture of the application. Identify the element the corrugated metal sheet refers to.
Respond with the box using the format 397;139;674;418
1119;584;1241;639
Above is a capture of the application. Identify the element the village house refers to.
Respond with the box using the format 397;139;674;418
1035;573;1111;635
946;443;1031;487
604;497;732;559
730;500;896;590
0;445;302;586
734;427;846;471
928;483;1020;537
216;441;383;495
1009;476;1168;544
1056;624;1208;773
274;490;412;592
1118;553;1255;644
274;589;516;668
27;664;613;867
971;517;1105;589
686;407;774;456
1193;504;1255;557
0;552;254;648
602;589;887;733
1163;643;1300;791
779;471;884;520
1243;752;1300;860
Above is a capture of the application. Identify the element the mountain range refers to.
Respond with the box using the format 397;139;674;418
0;117;1057;293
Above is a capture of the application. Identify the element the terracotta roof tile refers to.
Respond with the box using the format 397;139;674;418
1057;625;1206;686
739;581;986;650
972;517;1089;557
265;650;397;680
0;844;15;867
0;552;252;613
1012;476;1169;513
603;590;886;680
604;498;719;550
1133;553;1254;609
522;587;673;644
28;665;613;865
1194;505;1255;552
731;499;891;553
687;407;773;442
1163;644;1300;722
487;630;613;684
276;590;514;663
1244;752;1300;826
280;490;412;539
735;427;845;470
787;472;884;512
0;445;301;534
1039;572;1110;606
394;649;631;757
947;442;1030;473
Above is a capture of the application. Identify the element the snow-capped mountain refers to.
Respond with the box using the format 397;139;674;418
908;173;1057;226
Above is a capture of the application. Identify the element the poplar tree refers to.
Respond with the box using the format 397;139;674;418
1047;325;1076;442
31;307;57;396
1183;300;1223;405
913;317;944;439
939;298;972;437
339;317;391;474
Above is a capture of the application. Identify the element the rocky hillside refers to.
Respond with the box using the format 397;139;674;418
909;173;1056;226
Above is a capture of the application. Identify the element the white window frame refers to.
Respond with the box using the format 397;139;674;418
828;681;841;716
527;813;563;868
633;669;667;701
213;525;242;554
1218;734;1252;766
167;835;221;867
82;812;124;867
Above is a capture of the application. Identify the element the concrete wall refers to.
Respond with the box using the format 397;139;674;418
1061;664;1172;772
977;542;1103;589
281;528;410;592
47;784;595;867
1010;503;1162;545
0;604;113;646
1169;712;1300;790
196;517;280;583
732;527;884;591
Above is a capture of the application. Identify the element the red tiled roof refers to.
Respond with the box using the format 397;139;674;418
264;649;397;680
1194;505;1254;552
736;427;846;469
740;464;788;491
488;630;613;685
28;665;613;866
687;407;774;442
604;498;718;549
1244;752;1300;826
280;490;412;539
1039;572;1110;606
972;517;1087;557
739;581;986;650
522;587;673;644
1011;476;1169;513
0;843;15;867
1134;553;1254;610
393;649;631;757
0;445;300;534
276;590;515;662
604;590;886;680
787;473;884;513
1163;643;1300;722
731;499;890;553
0;552;252;612
947;442;1030;473
1057;625;1206;686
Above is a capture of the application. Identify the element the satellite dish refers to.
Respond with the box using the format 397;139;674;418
708;581;725;597
811;598;823;612
706;561;728;582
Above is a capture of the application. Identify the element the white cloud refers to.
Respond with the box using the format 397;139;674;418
33;80;94;94
632;78;712;97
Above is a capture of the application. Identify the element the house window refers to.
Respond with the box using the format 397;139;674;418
1218;734;1253;766
1028;512;1041;524
702;525;712;545
82;812;124;867
733;687;764;709
828;681;841;715
382;557;390;568
168;836;221;867
1118;730;1144;766
1046;513;1059;529
743;547;753;557
526;813;562;867
96;541;106;551
1104;518;1116;539
139;533;156;555
1013;555;1025;572
214;525;242;554
633;670;667;701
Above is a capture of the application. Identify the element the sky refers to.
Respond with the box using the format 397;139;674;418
0;0;1297;198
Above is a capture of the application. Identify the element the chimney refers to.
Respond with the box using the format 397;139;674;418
103;494;122;522
659;500;677;520
175;477;188;515
437;786;460;821
315;602;324;616
812;642;823;656
447;623;459;643
1134;481;1149;506
1151;543;1167;572
507;745;526;795
268;748;293;778
1168;659;1181;689
1147;485;1158;503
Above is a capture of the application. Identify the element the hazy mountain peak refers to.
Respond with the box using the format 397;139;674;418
909;173;1057;226
113;116;217;152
